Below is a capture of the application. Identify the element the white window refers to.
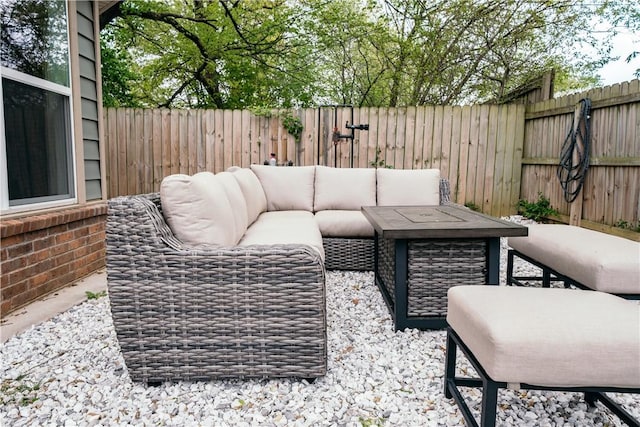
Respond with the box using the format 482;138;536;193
0;0;76;212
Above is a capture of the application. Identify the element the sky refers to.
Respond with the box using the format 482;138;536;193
598;29;639;85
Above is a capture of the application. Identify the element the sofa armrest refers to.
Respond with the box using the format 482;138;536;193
106;194;326;382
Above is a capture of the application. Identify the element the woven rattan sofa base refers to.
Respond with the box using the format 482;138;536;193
323;237;374;271
107;194;327;383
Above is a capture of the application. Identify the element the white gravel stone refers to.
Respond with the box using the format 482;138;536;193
1;217;638;426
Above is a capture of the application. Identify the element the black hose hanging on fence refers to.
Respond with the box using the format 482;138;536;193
557;98;592;203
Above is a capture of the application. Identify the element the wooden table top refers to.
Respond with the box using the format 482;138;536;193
361;205;529;239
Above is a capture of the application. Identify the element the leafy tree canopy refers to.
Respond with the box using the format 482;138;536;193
101;0;639;108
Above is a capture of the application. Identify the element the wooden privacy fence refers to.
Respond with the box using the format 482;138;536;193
104;104;525;217
104;79;639;232
522;79;639;237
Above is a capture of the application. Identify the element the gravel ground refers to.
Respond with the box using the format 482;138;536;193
1;218;639;426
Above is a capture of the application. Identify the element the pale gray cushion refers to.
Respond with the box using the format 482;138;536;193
377;168;441;206
215;171;249;244
160;172;236;246
508;224;640;295
314;210;374;237
250;165;316;211
314;166;376;211
238;210;324;260
228;167;267;225
447;286;640;388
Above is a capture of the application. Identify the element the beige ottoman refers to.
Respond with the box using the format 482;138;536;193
444;285;640;427
507;224;640;298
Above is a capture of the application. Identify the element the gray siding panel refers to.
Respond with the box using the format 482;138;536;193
76;1;102;201
81;98;98;120
76;0;93;19
80;77;97;101
82;118;99;140
85;180;102;200
77;14;94;38
84;140;100;160
78;35;95;60
84;160;101;180
79;56;96;80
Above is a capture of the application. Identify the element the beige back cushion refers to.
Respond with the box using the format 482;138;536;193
250;165;316;211
160;172;237;246
229;167;267;225
377;168;440;206
314;166;376;211
216;171;249;243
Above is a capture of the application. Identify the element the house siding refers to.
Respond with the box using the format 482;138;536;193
76;1;102;201
0;1;108;317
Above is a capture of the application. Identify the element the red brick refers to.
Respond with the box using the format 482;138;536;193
55;230;75;245
8;267;31;285
29;271;49;289
54;251;75;266
32;235;56;251
6;242;33;259
50;242;71;257
1;282;27;300
1;300;12;317
0;256;27;273
0;220;24;237
1;234;25;247
30;248;50;264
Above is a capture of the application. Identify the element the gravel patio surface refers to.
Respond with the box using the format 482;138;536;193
2;224;639;426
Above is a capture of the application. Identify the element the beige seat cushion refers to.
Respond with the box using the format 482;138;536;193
314;210;374;237
215;171;249;243
377;168;440;206
508;224;640;295
250;165;316;211
314;166;376;211
160;172;237;246
238;211;324;260
228;167;267;225
447;286;640;388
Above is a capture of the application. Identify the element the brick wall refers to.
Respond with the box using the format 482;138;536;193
0;203;107;317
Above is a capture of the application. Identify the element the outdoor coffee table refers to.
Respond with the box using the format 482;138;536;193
361;205;528;331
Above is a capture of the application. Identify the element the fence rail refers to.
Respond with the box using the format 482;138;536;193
104;79;639;234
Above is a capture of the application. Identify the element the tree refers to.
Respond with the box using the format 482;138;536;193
104;0;321;108
101;0;639;108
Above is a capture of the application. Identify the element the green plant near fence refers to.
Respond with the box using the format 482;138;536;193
517;192;559;222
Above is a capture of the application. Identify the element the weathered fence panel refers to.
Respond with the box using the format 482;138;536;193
104;105;526;217
522;79;640;236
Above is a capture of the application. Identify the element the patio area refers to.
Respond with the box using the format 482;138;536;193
1;233;639;426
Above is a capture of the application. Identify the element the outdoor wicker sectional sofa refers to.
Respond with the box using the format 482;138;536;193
106;165;450;383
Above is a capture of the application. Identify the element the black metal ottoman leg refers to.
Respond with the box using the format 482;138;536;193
444;329;457;398
506;250;515;286
480;379;499;427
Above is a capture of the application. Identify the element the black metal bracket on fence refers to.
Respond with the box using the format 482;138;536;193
319;105;368;168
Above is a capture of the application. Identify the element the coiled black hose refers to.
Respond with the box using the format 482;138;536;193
557;98;591;203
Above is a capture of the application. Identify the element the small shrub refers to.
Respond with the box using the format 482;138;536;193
517;193;559;222
464;201;480;212
614;219;640;232
369;147;393;169
281;111;303;144
86;290;107;300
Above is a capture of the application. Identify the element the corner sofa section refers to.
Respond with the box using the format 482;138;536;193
106;165;449;383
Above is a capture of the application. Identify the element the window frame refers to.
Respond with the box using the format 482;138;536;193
0;1;77;214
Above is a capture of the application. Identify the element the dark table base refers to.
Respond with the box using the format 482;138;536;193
375;234;499;331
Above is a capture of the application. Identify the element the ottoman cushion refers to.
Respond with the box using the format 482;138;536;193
447;286;640;388
508;224;640;295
